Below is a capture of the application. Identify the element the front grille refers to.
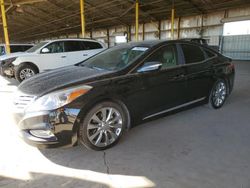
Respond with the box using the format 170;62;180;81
13;92;36;111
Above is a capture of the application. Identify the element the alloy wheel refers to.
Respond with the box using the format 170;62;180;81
212;81;227;107
87;107;123;147
20;68;35;80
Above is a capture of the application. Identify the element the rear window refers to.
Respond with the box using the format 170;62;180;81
204;48;216;58
181;44;205;64
83;41;103;50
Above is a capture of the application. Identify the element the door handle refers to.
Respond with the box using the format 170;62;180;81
83;54;88;56
61;56;66;58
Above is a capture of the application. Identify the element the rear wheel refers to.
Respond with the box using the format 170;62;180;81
209;79;228;109
79;101;129;150
15;64;38;82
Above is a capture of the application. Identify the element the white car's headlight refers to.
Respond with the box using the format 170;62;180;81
25;85;92;113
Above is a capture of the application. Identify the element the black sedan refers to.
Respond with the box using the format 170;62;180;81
13;40;235;150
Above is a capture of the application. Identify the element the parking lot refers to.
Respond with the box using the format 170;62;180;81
0;60;249;188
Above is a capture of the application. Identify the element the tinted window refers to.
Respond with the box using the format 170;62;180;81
10;45;24;53
146;45;177;69
181;44;205;64
204;48;216;58
22;45;33;51
83;41;102;50
0;46;5;55
10;45;33;53
64;41;84;52
43;42;64;53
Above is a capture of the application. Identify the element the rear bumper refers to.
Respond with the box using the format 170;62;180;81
13;108;81;148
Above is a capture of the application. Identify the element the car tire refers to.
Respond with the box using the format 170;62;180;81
79;101;129;151
209;79;228;109
15;64;38;83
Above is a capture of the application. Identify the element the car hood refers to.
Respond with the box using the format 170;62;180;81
18;65;113;96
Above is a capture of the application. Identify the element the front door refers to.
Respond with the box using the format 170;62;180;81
133;44;187;119
39;41;65;71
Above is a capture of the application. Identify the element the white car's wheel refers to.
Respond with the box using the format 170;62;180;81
15;64;38;82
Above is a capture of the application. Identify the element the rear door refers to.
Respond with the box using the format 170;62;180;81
179;43;215;102
82;41;105;58
63;40;86;66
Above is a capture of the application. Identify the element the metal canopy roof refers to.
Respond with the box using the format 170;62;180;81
0;0;249;42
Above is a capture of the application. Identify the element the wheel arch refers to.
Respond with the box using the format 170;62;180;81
214;75;230;96
71;95;132;145
18;62;40;73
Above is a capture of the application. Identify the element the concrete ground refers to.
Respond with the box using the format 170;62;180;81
0;61;250;188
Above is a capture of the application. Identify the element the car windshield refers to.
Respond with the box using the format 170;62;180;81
26;42;48;53
81;45;149;71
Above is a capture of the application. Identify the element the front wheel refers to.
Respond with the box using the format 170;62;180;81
209;79;228;109
15;64;38;82
79;101;129;150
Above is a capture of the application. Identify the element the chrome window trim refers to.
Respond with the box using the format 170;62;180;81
128;43;179;74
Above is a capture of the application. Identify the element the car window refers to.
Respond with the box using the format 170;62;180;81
64;41;84;52
44;42;64;53
181;44;205;64
83;41;103;50
10;45;25;53
204;48;216;58
22;45;33;51
82;45;148;71
0;46;5;55
27;42;48;53
145;45;178;70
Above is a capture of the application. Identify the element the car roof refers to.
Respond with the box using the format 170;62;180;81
119;39;207;48
40;38;101;43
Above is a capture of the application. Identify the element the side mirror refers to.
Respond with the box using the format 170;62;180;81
137;61;162;73
41;48;50;53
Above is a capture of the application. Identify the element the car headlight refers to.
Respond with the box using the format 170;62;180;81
25;85;92;113
2;57;17;66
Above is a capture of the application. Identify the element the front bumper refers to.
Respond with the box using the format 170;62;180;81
0;62;15;77
13;108;81;148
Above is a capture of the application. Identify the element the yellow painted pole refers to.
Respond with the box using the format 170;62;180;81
0;0;10;54
80;0;85;38
171;8;175;40
135;0;139;41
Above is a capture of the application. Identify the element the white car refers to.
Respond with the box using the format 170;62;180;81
0;39;106;82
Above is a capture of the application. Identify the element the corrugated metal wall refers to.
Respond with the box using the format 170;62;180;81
221;35;250;60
